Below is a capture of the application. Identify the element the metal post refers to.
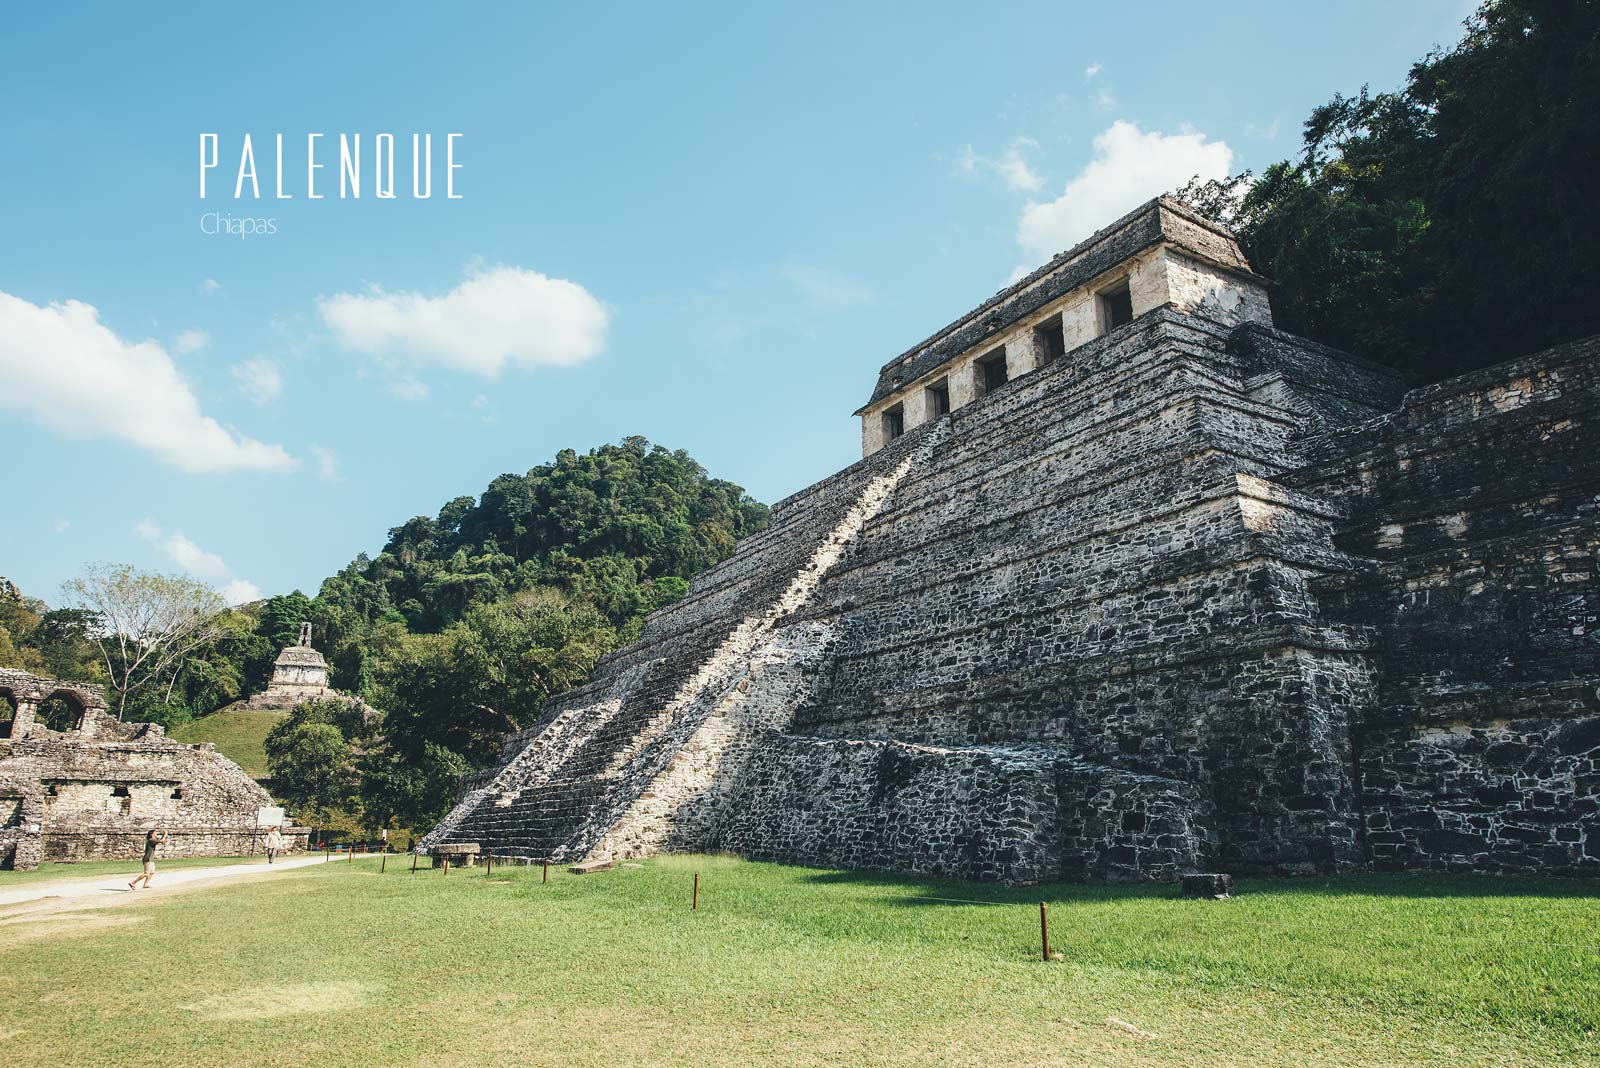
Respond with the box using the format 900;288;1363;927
1039;902;1050;962
693;872;699;911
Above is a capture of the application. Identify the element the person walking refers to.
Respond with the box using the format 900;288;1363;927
263;825;285;864
128;828;167;890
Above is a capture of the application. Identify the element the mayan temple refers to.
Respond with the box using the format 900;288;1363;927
423;197;1599;883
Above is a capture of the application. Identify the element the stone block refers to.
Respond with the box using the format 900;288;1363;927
1180;873;1233;899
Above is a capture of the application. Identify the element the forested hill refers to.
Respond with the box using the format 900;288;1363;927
323;435;769;639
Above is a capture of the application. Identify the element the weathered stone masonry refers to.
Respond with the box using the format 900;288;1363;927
426;196;1599;883
0;669;300;870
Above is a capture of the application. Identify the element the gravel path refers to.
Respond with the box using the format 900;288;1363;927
0;853;381;911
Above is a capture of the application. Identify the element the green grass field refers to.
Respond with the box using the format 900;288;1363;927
1;854;1595;1067
170;707;286;778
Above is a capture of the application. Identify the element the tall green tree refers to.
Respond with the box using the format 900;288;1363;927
362;590;617;827
1180;0;1600;381
264;699;370;831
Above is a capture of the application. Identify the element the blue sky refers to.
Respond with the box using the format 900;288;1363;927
0;2;1473;605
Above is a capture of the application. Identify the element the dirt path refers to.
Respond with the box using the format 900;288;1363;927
0;853;381;914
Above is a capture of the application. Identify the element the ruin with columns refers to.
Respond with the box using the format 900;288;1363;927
0;668;301;870
423;197;1599;883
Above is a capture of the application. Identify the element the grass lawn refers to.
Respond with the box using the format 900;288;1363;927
1;854;1595;1067
171;707;286;778
0;854;272;885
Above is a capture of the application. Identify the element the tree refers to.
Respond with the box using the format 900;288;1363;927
61;564;226;720
359;741;470;833
359;590;615;826
265;720;355;831
1177;0;1600;381
264;700;371;825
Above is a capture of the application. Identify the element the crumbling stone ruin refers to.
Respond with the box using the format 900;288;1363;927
425;197;1599;883
0;668;302;870
245;622;335;709
244;623;374;717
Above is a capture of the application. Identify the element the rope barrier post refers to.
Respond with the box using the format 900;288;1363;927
443;856;450;876
411;851;418;874
693;872;699;911
542;859;548;884
380;851;387;874
485;852;493;876
1040;902;1050;962
349;844;354;864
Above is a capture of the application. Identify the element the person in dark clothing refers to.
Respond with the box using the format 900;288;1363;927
128;828;167;890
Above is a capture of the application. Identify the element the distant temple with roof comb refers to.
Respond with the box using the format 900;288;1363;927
245;623;363;711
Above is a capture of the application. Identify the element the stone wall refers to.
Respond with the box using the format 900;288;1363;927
426;305;1391;881
1288;335;1600;876
715;737;1209;884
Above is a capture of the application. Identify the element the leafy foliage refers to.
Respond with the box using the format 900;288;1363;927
0;578;105;683
61;564;229;721
7;437;763;834
355;435;766;634
1177;0;1600;381
264;709;359;829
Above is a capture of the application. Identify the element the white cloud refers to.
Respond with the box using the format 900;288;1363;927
134;520;229;579
787;266;873;308
1017;120;1234;261
1084;62;1102;79
232;358;283;404
199;278;221;296
1093;89;1116;112
174;329;209;354
135;520;261;605
309;444;341;483
221;579;263;605
1245;118;1282;140
0;291;295;474
319;264;609;378
53;519;70;533
387;376;430;401
958;138;1043;192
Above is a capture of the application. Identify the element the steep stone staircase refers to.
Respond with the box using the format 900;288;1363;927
421;422;949;862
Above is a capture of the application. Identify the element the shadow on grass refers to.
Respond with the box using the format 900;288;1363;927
797;866;1600;908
